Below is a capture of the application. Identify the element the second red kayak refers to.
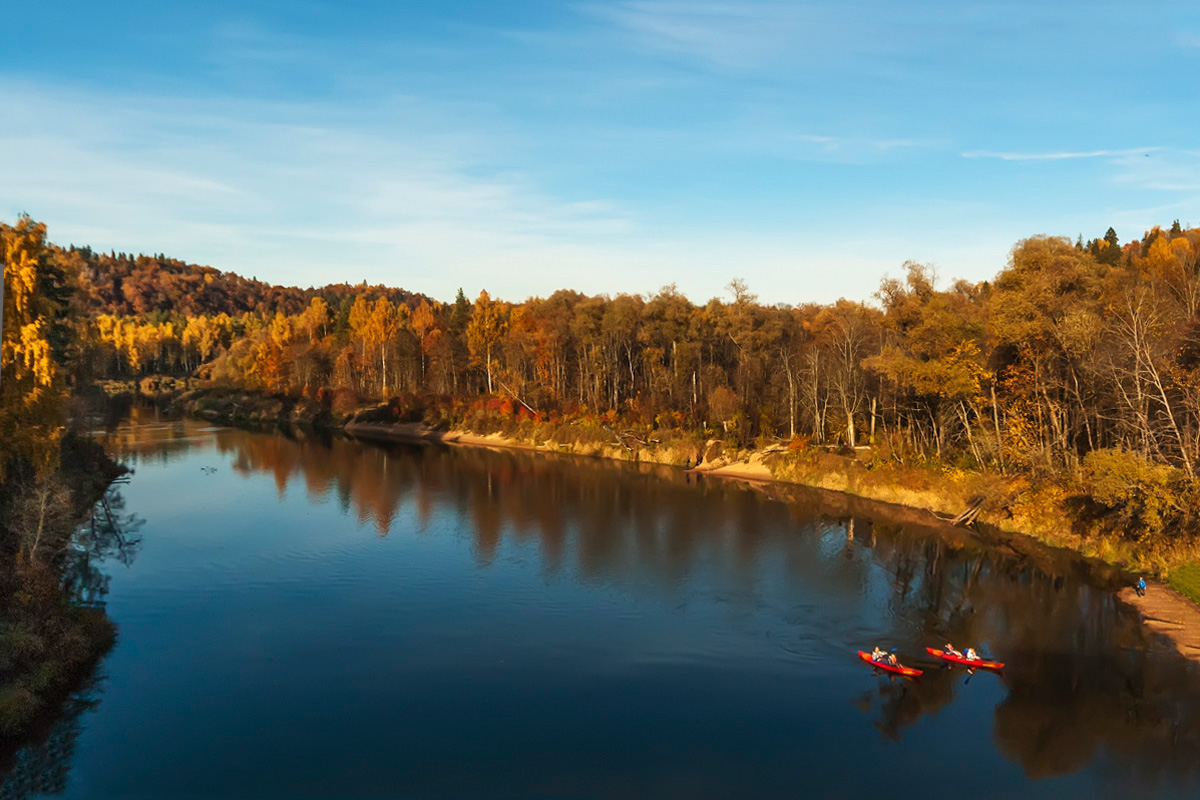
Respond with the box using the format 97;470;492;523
926;647;1005;670
858;651;923;677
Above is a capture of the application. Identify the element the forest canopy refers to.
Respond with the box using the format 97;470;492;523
7;216;1200;549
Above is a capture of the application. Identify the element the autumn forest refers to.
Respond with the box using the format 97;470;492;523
7;216;1200;559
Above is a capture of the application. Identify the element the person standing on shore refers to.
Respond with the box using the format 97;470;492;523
1136;577;1147;597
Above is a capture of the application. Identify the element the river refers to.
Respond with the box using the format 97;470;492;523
3;416;1199;799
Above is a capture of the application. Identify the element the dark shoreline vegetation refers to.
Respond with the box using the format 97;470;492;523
0;435;127;745
1;218;134;751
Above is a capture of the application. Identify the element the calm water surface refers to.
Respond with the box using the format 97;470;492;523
4;416;1200;799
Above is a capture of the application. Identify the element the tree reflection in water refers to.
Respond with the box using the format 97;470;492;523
94;419;1200;788
0;691;100;800
0;488;142;800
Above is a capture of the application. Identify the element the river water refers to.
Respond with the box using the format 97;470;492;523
3;416;1200;799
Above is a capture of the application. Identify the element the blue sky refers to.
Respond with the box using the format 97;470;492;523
3;1;1198;304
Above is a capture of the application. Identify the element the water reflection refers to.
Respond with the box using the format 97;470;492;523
0;686;106;800
0;486;141;800
87;418;1200;791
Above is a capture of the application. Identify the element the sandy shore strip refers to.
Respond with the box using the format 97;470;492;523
344;421;545;452
1119;583;1200;662
688;452;775;482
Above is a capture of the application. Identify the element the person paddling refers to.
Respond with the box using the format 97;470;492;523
944;642;962;658
964;647;978;661
871;646;897;666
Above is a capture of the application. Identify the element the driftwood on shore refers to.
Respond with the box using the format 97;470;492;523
929;494;988;528
601;424;661;452
934;492;1021;529
952;495;987;527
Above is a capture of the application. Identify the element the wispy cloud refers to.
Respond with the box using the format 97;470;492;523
737;132;934;165
1108;149;1200;194
962;148;1159;161
2;77;919;305
7;5;1194;307
579;0;909;72
0;78;640;299
959;146;1200;230
584;1;820;69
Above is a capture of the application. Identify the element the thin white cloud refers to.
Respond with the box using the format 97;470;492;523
7;3;1191;310
787;133;929;158
961;148;1158;161
577;0;930;75
961;146;1200;202
585;1;822;69
1108;150;1200;194
1;78;998;308
2;78;928;306
0;79;640;297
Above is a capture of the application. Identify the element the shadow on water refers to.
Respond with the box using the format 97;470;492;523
17;414;1200;795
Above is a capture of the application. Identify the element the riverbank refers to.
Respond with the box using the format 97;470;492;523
344;418;1064;545
176;389;1200;660
1119;583;1200;660
179;389;1162;574
0;436;125;743
176;385;334;429
341;417;1200;662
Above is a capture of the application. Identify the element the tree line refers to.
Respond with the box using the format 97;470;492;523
9;215;1200;542
73;223;1200;461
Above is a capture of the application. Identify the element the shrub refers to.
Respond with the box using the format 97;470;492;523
331;388;361;417
1078;448;1186;541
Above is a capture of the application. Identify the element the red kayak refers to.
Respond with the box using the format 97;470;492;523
926;647;1005;671
858;650;922;677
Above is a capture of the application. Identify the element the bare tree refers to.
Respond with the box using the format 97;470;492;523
12;478;74;565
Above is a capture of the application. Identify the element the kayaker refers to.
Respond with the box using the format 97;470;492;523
1136;577;1147;597
871;646;886;662
944;643;962;658
964;647;978;661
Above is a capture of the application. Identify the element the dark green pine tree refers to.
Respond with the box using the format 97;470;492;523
1142;227;1161;252
1099;227;1121;264
332;295;355;337
450;288;471;334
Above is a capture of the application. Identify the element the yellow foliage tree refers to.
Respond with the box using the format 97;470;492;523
467;290;506;394
1;217;66;480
